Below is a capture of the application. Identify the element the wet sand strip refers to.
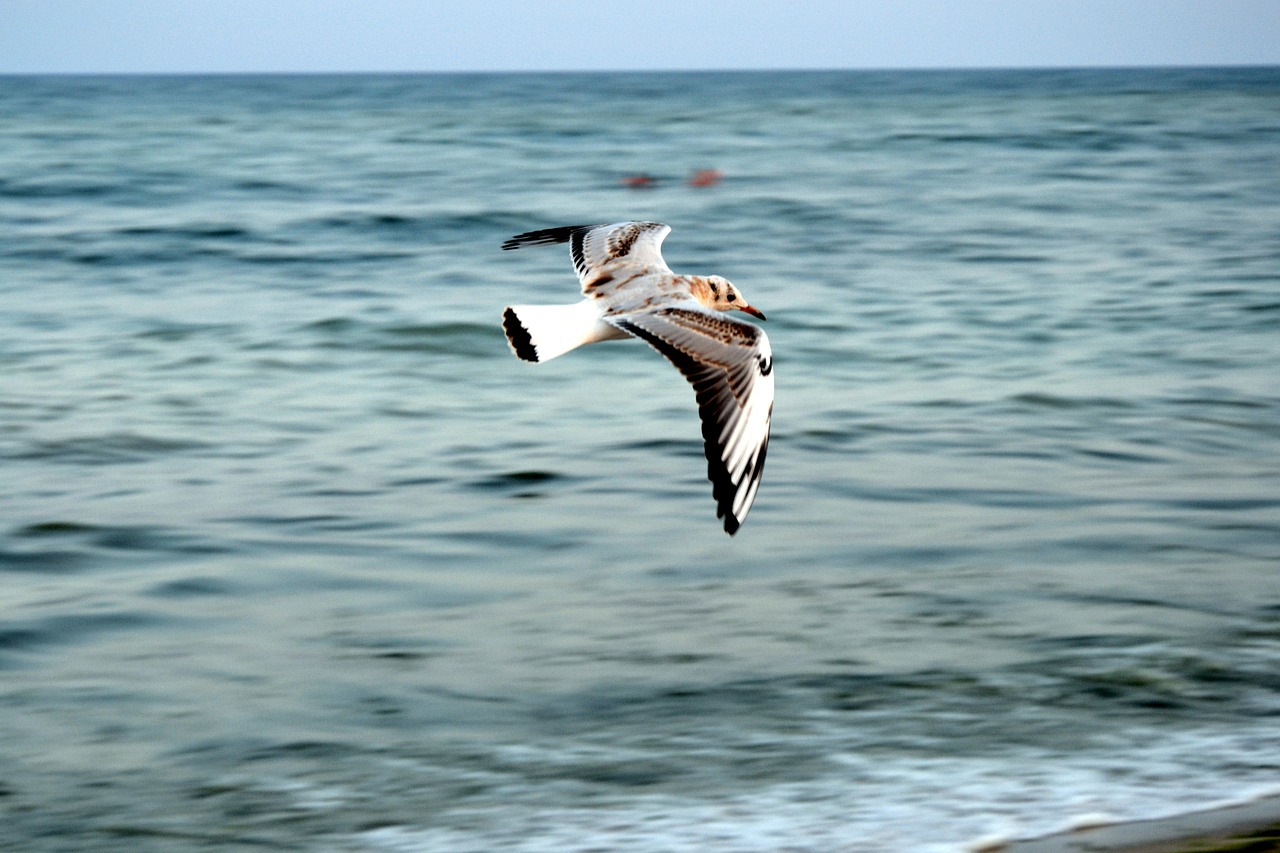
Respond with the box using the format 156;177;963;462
1001;795;1280;853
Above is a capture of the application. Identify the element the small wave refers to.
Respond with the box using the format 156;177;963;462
294;210;535;243
233;249;416;265
375;323;498;355
0;610;164;661
146;576;236;598
468;470;569;498
9;520;229;559
217;513;376;533
0;178;121;200
1007;392;1136;411
115;224;254;240
887;129;1139;152
1074;445;1168;464
605;438;703;458
302;318;498;356
10;433;213;465
0;546;84;575
13;520;101;537
133;320;241;342
232;178;314;197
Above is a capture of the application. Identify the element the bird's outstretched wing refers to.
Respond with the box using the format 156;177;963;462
610;304;773;534
502;222;674;292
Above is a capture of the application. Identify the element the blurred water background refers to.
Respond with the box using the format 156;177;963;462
1;68;1278;852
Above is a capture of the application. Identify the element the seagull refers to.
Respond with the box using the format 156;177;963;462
501;221;773;535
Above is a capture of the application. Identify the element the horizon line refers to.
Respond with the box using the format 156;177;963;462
3;62;1278;78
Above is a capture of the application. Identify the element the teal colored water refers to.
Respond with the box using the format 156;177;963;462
1;69;1278;851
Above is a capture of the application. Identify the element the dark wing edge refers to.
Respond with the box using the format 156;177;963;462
502;224;603;281
503;222;672;286
613;314;773;535
501;225;597;251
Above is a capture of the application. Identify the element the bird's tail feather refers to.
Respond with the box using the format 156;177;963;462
502;302;620;363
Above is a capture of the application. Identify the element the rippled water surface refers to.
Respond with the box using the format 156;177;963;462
2;69;1279;851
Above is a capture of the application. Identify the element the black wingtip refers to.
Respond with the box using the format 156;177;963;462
617;316;759;537
502;307;539;362
502;224;596;251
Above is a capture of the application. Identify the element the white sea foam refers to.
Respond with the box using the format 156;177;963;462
338;723;1280;853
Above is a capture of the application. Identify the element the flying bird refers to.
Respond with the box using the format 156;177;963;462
501;221;773;535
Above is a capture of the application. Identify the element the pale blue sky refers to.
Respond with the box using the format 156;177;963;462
3;0;1279;74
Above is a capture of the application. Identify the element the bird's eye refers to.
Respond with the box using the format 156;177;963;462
727;293;737;302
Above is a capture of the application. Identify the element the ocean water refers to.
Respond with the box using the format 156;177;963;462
1;68;1278;851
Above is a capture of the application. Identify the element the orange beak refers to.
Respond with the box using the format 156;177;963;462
740;304;766;321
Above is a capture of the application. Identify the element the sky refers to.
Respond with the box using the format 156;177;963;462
3;0;1279;74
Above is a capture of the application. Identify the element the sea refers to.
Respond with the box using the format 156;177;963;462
1;68;1278;852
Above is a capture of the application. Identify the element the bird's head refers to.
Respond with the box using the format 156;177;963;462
701;275;765;320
